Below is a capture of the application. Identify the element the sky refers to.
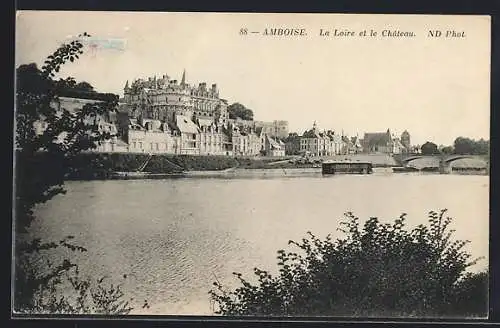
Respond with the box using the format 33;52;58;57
15;11;491;146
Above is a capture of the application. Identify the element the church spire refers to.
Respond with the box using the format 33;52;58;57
124;80;129;90
181;69;186;86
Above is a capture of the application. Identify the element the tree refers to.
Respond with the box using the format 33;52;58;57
227;102;254;121
441;146;454;155
284;132;301;155
14;32;133;314
453;137;489;155
453;137;474;155
74;81;95;92
210;210;487;317
421;141;439;155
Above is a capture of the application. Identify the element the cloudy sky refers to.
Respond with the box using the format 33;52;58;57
16;11;490;145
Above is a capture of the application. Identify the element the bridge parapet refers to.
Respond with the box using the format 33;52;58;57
401;154;480;164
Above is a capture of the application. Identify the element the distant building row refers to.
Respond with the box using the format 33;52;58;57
285;122;412;156
34;96;287;157
32;70;412;158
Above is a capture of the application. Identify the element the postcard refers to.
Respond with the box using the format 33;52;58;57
14;11;490;318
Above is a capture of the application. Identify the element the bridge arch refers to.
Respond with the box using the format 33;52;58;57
402;155;431;164
443;155;475;163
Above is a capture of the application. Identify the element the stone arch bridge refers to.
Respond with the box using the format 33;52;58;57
400;155;488;173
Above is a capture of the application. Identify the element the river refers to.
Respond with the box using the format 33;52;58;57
29;169;489;315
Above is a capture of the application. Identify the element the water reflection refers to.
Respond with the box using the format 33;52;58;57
31;174;489;315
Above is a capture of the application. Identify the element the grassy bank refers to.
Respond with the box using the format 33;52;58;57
64;152;243;179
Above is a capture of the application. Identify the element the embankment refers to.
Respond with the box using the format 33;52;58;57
64;152;242;180
35;152;401;181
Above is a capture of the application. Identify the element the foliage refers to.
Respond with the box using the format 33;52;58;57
74;81;95;93
440;146;454;155
210;209;487;318
453;137;489;155
420;141;440;155
15;236;133;315
284;133;301;155
15;32;119;231
227;102;254;121
14;32;134;315
166;155;239;171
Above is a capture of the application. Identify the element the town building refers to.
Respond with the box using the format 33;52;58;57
254;120;289;139
361;129;408;154
33;96;128;153
264;135;286;157
343;135;363;154
299;122;347;157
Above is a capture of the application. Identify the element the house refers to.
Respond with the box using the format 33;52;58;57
362;129;409;154
265;135;286;157
174;114;200;155
300;122;329;157
126;117;179;154
197;117;227;155
362;129;394;153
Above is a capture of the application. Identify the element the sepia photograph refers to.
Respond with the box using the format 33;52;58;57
13;11;490;318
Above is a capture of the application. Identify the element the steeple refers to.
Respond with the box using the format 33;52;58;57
312;121;317;131
181;69;186;86
124;80;129;89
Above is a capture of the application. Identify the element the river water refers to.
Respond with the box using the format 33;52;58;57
30;169;489;315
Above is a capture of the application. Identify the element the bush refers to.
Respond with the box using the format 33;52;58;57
14;236;134;315
209;209;487;318
166;155;238;171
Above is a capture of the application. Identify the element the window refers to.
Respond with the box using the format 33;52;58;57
139;142;143;149
156;143;159;150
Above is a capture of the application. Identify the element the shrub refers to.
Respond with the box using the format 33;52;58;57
15;33;138;315
209;209;487;318
14;236;134;315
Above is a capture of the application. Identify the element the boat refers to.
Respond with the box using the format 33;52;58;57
109;171;186;180
322;160;373;175
392;166;419;173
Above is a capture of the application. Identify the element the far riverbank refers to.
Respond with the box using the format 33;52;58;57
58;152;487;181
62;153;398;180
